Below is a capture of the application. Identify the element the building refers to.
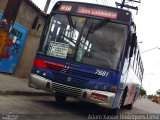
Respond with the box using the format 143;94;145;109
0;0;46;78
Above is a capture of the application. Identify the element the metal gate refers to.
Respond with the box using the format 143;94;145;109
0;13;28;73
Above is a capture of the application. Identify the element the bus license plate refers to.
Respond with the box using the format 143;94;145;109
90;92;108;102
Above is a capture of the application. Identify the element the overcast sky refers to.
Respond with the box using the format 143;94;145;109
32;0;160;95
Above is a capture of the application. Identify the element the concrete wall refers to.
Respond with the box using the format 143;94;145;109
0;0;46;78
0;0;8;13
14;0;46;78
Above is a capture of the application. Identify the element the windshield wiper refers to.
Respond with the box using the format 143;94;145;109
89;18;110;34
66;12;75;29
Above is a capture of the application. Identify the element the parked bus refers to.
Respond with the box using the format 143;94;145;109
29;1;144;114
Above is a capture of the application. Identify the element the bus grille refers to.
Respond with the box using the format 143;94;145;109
51;82;83;97
52;72;89;88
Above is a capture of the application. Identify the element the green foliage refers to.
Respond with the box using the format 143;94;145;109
147;89;160;99
156;89;160;97
140;88;147;96
147;94;154;99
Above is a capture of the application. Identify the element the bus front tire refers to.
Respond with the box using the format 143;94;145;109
108;108;118;115
55;93;67;103
124;103;133;110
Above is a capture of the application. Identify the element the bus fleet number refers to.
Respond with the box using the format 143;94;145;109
95;70;109;77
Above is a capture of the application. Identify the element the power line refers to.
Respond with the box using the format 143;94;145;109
141;47;160;53
116;0;140;12
103;0;106;5
96;0;98;4
105;0;108;5
102;0;104;5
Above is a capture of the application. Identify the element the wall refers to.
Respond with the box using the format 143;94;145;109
14;0;46;78
0;0;8;13
0;0;46;78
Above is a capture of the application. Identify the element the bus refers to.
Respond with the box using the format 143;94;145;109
29;1;144;114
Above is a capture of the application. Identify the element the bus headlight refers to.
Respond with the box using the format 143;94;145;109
36;70;40;74
43;72;46;76
102;84;107;90
94;84;99;90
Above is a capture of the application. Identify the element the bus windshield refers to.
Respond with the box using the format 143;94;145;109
39;14;128;70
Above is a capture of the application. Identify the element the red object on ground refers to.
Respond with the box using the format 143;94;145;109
152;97;160;103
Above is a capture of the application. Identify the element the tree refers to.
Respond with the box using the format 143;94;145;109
140;88;147;96
156;89;160;97
148;94;154;99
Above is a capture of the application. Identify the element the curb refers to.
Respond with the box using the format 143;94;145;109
0;91;51;96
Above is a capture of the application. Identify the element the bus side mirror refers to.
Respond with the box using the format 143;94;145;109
129;33;137;57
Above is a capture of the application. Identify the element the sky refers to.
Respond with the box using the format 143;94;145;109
32;0;160;95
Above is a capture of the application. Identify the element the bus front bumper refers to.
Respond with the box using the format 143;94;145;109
29;74;116;109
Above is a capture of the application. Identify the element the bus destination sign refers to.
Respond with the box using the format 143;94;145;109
55;2;131;23
59;4;72;12
58;4;117;19
77;7;118;19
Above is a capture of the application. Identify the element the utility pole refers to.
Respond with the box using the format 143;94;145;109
43;0;51;13
121;0;125;8
0;0;22;60
115;0;141;12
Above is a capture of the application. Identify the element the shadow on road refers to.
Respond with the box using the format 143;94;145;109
35;98;110;115
4;96;133;120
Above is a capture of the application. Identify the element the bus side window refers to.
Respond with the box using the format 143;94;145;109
135;50;139;74
137;56;139;77
138;66;140;78
126;46;131;58
133;46;137;71
137;51;141;78
137;57;140;76
130;47;136;68
134;59;137;74
140;67;143;80
140;60;143;80
140;61;144;80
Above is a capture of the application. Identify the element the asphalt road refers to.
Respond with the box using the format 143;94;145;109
0;95;160;120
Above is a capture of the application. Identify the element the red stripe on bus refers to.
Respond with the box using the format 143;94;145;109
33;59;67;71
33;59;47;68
127;84;136;104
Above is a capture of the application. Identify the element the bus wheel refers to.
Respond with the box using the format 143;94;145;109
55;93;67;103
124;103;133;110
108;108;118;115
124;91;137;110
121;87;128;108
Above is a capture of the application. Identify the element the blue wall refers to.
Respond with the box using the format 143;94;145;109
0;13;28;73
0;13;2;19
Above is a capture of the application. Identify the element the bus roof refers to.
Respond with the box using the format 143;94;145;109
51;1;132;24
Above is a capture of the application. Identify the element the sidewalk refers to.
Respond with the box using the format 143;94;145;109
0;73;50;96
